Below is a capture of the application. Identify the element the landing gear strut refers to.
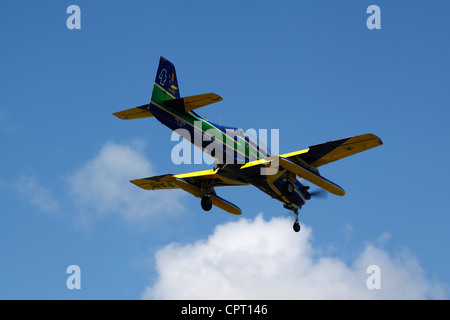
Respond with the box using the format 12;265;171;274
284;204;301;233
200;178;216;212
293;214;300;232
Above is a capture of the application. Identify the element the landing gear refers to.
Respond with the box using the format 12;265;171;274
199;164;229;213
201;196;212;211
293;217;301;232
284;204;301;233
293;208;300;232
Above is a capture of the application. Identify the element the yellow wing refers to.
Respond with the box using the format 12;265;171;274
130;169;246;215
281;133;383;167
130;174;178;190
240;133;382;196
131;169;247;190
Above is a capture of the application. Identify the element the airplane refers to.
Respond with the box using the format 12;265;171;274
113;57;383;232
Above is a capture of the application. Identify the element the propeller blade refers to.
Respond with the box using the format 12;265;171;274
308;189;328;199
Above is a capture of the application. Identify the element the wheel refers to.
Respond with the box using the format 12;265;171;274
293;221;300;232
201;196;212;211
283;180;295;195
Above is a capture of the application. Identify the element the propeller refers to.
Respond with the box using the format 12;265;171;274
299;179;328;200
306;188;328;200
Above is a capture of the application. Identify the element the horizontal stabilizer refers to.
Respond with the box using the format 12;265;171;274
113;104;153;120
163;93;222;113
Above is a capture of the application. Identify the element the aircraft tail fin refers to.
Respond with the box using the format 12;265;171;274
113;57;221;120
151;56;180;105
112;57;179;120
151;57;222;113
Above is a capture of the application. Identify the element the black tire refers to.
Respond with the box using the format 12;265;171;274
293;221;301;233
201;196;212;211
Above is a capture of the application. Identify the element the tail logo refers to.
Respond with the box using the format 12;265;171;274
158;69;167;86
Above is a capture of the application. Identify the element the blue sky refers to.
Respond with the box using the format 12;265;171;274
1;0;449;299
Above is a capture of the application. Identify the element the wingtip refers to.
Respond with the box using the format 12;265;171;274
369;133;383;145
112;112;126;120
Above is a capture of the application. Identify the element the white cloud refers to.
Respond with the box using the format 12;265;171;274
67;140;184;223
143;215;445;300
15;175;60;215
